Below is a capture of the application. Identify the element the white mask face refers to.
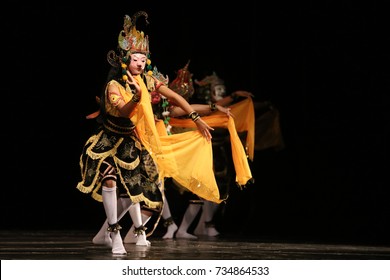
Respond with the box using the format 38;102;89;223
129;53;147;75
212;84;226;101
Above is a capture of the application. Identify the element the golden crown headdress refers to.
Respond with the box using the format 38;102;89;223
107;11;150;68
119;11;150;55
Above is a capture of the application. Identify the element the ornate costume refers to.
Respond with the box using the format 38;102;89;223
77;80;163;210
77;12;222;209
75;12;225;254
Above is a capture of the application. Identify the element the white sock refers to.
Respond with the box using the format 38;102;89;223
129;203;150;246
118;197;132;220
161;196;178;239
203;201;220;237
193;207;206;236
92;220;112;246
123;212;151;244
176;203;201;239
102;186;126;255
92;197;131;246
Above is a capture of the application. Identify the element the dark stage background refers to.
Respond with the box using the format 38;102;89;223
3;1;389;245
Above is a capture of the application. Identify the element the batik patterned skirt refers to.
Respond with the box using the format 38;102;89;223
76;115;163;211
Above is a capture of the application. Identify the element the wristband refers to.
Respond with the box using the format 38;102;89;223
131;94;141;103
189;111;200;122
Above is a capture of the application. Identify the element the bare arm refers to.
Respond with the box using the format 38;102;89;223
156;83;214;141
170;103;232;118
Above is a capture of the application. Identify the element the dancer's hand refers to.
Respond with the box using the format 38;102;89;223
216;104;234;118
194;117;213;141
126;70;141;96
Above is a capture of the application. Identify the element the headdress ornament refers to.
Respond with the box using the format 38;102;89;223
107;11;151;68
195;71;224;88
168;60;194;102
119;11;150;55
194;72;224;103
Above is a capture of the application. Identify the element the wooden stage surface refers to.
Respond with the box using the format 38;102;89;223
1;230;390;260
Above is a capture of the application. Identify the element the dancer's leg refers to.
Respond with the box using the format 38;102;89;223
102;185;127;255
123;210;152;243
176;201;201;239
161;194;178;239
128;203;150;246
92;197;132;246
203;201;220;237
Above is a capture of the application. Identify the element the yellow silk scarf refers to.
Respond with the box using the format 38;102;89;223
229;97;255;161
169;112;253;186
131;76;222;203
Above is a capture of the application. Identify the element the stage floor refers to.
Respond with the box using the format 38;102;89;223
1;230;390;260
